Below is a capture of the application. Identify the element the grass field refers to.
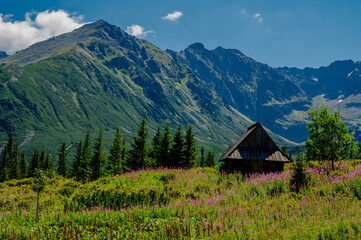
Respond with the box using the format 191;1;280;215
1;161;361;239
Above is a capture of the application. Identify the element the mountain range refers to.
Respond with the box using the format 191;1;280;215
0;20;360;157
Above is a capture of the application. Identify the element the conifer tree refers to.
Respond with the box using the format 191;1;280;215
107;128;125;175
10;144;19;179
199;147;205;167
19;152;27;179
29;150;39;177
128;118;149;170
121;138;127;167
44;154;53;172
183;125;197;168
80;131;91;179
159;123;171;167
91;128;104;180
205;151;215;167
170;124;184;168
39;150;46;170
0;134;15;181
0;145;10;182
72;140;83;180
150;127;162;168
57;142;67;177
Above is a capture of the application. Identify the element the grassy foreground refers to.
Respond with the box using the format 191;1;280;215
1;162;361;239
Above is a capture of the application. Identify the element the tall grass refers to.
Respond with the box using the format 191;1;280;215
1;162;361;239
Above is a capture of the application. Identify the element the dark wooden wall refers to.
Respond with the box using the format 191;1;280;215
223;159;285;174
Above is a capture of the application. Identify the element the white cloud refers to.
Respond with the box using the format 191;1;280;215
126;24;153;38
253;13;264;23
162;11;183;21
240;9;247;15
0;10;86;54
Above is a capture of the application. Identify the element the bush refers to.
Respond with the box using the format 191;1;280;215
266;180;286;196
59;186;75;197
289;156;309;193
284;162;295;171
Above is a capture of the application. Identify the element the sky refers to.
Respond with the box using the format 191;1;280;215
0;0;360;68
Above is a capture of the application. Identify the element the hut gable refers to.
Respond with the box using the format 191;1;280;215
220;122;291;172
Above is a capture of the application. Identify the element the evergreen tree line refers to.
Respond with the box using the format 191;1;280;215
0;118;216;182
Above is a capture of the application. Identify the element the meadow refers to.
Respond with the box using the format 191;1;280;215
1;161;361;239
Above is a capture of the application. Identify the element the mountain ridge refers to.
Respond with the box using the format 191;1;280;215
1;20;360;157
0;20;274;158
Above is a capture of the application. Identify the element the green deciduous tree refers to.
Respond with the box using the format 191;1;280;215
91;128;104;180
107;128;126;175
305;105;358;170
183;125;197;169
32;169;47;222
57;142;67;177
128;118;149;170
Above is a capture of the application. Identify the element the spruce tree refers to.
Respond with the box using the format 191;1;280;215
183;125;197;168
80;131;91;179
91;128;104;180
205;151;215;167
128;118;149;170
159;123;170;167
0;145;10;182
29;150;39;177
0;134;16;181
10;144;19;179
107;128;125;175
72;140;83;180
44;154;53;172
199;147;205;167
57;142;67;177
39;150;46;170
19;152;27;179
290;154;309;193
150;127;162;168
170;124;184;168
121;138;127;168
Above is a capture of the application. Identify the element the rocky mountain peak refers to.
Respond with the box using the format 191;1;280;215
0;51;8;59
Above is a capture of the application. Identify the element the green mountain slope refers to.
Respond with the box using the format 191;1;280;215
2;20;297;158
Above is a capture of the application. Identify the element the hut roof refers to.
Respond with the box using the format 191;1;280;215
220;122;292;162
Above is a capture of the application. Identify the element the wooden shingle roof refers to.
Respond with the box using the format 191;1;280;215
220;122;292;162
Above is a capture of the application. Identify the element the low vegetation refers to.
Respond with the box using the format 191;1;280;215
1;161;361;239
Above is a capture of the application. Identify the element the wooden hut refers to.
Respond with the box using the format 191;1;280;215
220;122;292;173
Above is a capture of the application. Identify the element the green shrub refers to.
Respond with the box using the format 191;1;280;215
266;180;286;196
3;178;32;187
59;186;75;197
158;172;175;184
289;157;310;193
284;162;295;171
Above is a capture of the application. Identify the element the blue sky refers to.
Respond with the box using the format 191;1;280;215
1;0;360;68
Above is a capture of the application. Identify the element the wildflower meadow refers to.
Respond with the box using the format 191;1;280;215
1;161;361;239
